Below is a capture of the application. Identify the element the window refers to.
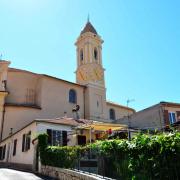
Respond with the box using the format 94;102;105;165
13;139;17;156
168;112;176;124
47;129;67;146
26;89;36;105
22;131;31;152
80;49;83;61
0;146;2;160
0;145;6;160
94;48;98;60
2;145;6;160
109;108;116;120
69;89;77;104
77;135;86;145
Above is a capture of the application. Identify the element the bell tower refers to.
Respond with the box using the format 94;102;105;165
75;20;105;87
75;20;108;121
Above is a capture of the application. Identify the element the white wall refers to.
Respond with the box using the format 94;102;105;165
36;122;76;146
0;122;37;165
0;121;78;167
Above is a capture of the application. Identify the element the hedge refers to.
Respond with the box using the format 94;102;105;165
38;131;180;180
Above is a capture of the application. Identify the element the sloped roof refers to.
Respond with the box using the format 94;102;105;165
37;117;127;131
81;21;97;35
107;101;136;112
8;67;84;87
35;117;93;127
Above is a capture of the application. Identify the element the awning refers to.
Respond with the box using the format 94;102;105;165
75;121;127;131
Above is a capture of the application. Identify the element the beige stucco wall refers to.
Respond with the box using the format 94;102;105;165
107;102;135;121
40;77;85;119
117;104;163;129
2;72;85;139
84;84;107;121
1;68;135;140
165;106;180;114
2;106;40;139
117;104;180;130
0;122;36;165
6;70;41;105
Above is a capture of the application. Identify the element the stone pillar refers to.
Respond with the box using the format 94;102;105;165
99;46;102;65
89;43;93;63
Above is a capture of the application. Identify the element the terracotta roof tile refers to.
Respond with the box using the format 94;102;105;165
36;117;93;127
81;22;97;35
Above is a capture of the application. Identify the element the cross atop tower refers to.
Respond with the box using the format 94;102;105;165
87;14;90;23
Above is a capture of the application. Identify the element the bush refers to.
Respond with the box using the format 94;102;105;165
38;131;180;179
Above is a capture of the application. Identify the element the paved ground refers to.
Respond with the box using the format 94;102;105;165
0;168;54;180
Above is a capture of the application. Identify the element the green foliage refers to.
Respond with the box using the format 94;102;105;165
38;133;87;168
38;131;180;179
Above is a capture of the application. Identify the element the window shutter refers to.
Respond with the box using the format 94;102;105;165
62;131;67;146
26;131;31;150
0;146;3;160
2;145;6;160
13;139;17;156
22;134;25;152
47;129;52;145
28;131;31;150
176;111;180;121
164;110;169;125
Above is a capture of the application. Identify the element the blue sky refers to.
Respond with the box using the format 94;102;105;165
0;0;179;111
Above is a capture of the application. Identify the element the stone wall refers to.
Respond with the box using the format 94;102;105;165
41;165;104;180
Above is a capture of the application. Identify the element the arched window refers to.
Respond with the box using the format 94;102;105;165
69;89;77;104
80;49;83;61
94;48;98;60
109;108;116;120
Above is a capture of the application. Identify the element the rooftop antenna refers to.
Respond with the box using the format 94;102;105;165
127;99;135;107
126;99;135;140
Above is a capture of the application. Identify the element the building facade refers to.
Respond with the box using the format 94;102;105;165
0;20;135;140
0;116;127;171
117;101;180;130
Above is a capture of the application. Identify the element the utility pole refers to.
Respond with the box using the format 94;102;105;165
127;99;135;140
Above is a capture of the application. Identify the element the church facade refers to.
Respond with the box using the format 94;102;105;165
0;21;135;140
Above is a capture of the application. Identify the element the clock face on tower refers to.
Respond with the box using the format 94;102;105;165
77;65;104;85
